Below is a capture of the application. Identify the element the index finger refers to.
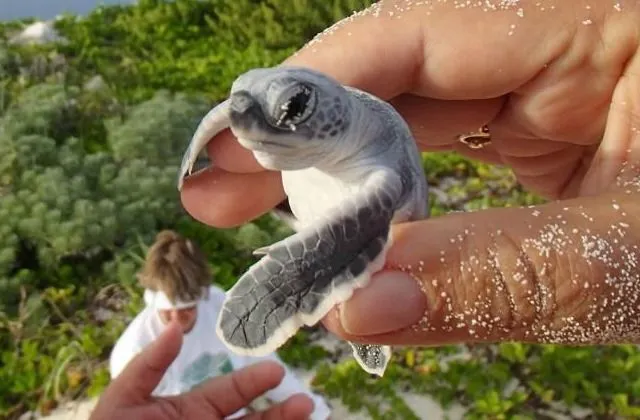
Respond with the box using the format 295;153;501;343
98;321;183;407
285;0;574;100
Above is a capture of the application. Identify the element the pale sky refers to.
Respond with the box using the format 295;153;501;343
0;0;135;21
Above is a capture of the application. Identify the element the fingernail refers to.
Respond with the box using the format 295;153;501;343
340;271;426;335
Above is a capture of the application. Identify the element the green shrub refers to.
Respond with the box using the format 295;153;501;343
46;0;375;104
0;83;214;314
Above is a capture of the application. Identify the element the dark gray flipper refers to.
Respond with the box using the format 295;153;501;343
259;198;393;375
177;99;231;190
216;169;406;376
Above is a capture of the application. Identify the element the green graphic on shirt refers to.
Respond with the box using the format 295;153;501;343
180;352;234;391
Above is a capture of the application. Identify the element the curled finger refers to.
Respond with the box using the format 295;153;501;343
180;167;285;228
205;128;266;174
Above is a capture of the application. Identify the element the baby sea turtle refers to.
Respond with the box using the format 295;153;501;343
178;66;429;377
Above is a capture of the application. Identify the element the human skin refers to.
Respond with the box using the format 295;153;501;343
180;0;640;347
90;321;314;420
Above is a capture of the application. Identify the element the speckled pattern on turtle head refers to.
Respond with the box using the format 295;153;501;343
178;66;430;377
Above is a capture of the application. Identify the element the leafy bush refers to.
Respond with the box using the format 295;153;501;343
0;81;215;315
1;1;639;420
45;0;375;104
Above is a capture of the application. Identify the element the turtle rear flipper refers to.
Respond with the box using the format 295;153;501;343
216;169;405;377
350;342;392;377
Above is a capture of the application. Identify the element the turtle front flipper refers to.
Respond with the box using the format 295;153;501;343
216;168;406;377
177;99;231;190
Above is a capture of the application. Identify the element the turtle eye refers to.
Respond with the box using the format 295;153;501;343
275;84;315;130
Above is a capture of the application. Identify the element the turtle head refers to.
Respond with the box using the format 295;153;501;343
228;66;353;170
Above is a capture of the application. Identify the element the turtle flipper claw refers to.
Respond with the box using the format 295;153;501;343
177;99;231;190
252;245;271;256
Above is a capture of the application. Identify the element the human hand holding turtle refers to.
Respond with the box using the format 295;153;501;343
180;0;640;350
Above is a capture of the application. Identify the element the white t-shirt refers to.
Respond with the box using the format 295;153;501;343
109;285;331;420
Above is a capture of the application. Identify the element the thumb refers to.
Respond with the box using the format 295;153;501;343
323;190;640;346
106;320;183;403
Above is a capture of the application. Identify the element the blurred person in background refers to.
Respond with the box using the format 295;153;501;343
108;230;332;420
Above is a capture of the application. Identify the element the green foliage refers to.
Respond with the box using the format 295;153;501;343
311;344;640;419
106;90;211;164
0;285;130;417
277;329;331;370
0;83;212;315
422;152;546;218
45;0;375;103
0;1;639;420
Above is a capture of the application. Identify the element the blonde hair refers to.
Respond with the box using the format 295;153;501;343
137;230;211;304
